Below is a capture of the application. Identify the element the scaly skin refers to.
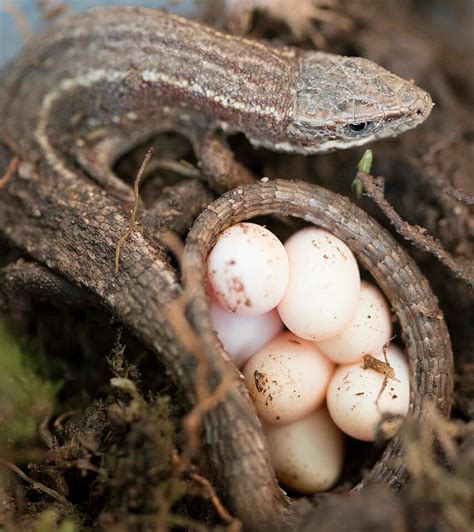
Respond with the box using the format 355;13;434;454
0;7;449;530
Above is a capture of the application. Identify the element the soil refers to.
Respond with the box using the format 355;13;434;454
0;1;472;531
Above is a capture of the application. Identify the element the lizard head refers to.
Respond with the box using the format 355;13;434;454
283;51;433;153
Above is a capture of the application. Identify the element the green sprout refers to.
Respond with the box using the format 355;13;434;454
352;149;374;198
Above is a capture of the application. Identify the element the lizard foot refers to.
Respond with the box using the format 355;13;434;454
142;179;215;237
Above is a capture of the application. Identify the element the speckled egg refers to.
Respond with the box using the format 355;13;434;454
277;227;360;341
209;303;283;368
243;331;334;424
326;344;410;441
316;281;393;364
207;223;289;316
264;407;344;493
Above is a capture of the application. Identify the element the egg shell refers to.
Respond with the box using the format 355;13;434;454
209;303;283;368
207;223;289;316
326;344;410;441
264;407;344;494
243;331;334;424
316;281;393;364
277;227;360;341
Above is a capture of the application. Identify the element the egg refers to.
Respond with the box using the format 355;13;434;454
277;227;360;341
207;223;289;316
209;303;283;368
264;407;344;493
326;344;410;441
316;281;393;364
243;331;334;424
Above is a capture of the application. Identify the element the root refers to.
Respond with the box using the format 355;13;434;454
355;164;473;286
0;458;75;512
0;155;19;188
114;147;153;274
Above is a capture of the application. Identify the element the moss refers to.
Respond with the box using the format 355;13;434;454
0;315;60;447
34;508;78;532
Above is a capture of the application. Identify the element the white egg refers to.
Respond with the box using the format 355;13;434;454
316;281;393;364
264;407;344;494
243;331;334;424
326;344;410;441
209;303;283;368
277;227;360;341
207;223;289;316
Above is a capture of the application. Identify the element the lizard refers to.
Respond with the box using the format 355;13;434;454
0;6;432;200
0;6;442;529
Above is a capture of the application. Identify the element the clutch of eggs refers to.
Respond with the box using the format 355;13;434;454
207;223;409;495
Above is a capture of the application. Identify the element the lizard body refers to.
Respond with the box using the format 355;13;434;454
1;7;432;196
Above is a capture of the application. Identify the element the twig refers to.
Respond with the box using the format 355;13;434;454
0;155;19;188
190;472;243;531
114;147;153;274
423;403;459;464
37;0;69;21
441;182;474;205
182;373;234;465
39;409;54;449
401;405;473;531
356;165;473;286
360;337;398;410
53;410;78;429
378;338;396;408
0;1;32;42
0;458;74;510
420;131;474;206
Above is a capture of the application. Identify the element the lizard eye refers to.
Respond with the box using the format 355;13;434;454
344;121;375;136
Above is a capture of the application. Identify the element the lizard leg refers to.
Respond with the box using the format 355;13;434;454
142;179;215;238
0;259;95;310
198;133;297;229
198;133;255;194
72;142;135;204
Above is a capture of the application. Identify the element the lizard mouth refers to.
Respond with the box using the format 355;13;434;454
385;84;434;129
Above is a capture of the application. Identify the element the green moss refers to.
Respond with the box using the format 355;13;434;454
35;509;78;532
0;316;59;447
